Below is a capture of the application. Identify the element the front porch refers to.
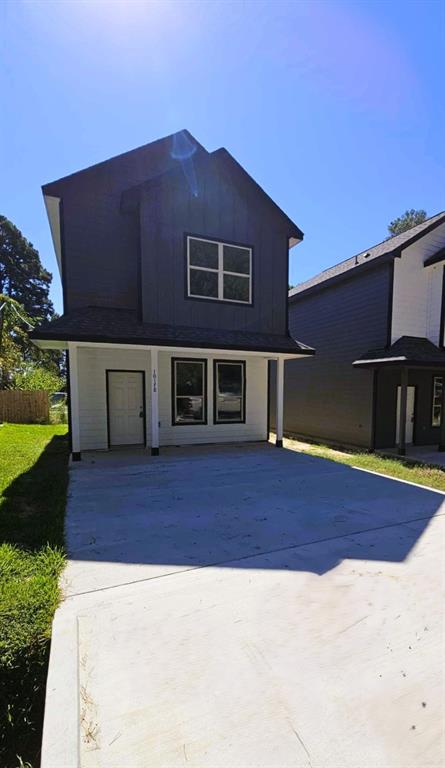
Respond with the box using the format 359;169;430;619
67;342;293;459
353;336;445;455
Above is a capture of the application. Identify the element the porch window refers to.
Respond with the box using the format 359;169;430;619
432;376;443;427
172;359;207;425
214;360;245;423
187;236;252;304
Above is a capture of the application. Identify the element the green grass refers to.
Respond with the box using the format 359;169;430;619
0;424;69;768
284;436;445;492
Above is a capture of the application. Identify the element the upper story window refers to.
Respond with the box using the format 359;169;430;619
186;236;252;304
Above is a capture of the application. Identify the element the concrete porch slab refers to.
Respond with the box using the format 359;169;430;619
42;443;445;768
378;445;445;469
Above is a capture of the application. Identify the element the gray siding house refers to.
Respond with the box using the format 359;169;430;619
283;212;445;454
31;130;313;459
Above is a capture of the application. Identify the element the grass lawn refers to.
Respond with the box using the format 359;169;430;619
0;424;69;768
283;436;445;492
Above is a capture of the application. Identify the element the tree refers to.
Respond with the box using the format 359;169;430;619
13;363;64;394
0;216;64;385
0;215;54;320
387;209;427;238
0;294;65;390
0;295;34;388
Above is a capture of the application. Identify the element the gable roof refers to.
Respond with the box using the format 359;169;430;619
42;130;206;195
353;335;445;368
289;211;445;301
30;306;314;356
120;146;304;242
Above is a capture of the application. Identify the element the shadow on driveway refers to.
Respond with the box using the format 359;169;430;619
64;443;444;592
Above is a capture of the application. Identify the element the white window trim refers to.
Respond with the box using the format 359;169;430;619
173;358;207;425
187;235;252;305
214;360;246;424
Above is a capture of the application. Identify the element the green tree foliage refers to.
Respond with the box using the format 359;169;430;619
0;295;34;388
387;209;427;237
13;364;64;394
0;217;65;388
0;215;53;320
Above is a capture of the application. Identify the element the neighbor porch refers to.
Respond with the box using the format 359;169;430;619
353;336;445;455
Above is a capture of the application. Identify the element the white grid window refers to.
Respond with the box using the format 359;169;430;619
187;236;252;304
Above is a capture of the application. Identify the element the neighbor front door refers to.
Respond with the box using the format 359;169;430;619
396;385;415;445
107;371;145;446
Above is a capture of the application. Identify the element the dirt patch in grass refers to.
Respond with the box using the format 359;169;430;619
0;424;69;767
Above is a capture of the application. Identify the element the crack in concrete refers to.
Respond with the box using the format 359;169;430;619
64;510;445;600
290;724;312;767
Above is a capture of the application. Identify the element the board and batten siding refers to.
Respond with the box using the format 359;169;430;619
77;347;151;451
76;347;268;450
139;158;290;336
158;352;268;446
282;262;392;448
391;222;445;346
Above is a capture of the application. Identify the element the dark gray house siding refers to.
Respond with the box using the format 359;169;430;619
138;154;291;335
375;368;443;448
283;262;392;447
43;133;205;312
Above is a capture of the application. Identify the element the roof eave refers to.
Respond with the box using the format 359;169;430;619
30;329;315;357
289;250;398;302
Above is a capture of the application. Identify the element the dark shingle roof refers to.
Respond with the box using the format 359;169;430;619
353;336;445;367
289;211;445;299
30;307;314;356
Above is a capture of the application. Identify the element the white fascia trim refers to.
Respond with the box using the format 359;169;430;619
44;195;62;275
32;339;306;360
353;356;407;366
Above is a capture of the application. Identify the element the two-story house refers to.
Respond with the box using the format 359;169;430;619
31;130;313;459
283;212;445;455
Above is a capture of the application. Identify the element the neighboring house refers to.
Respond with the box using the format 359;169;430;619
283;212;445;454
31;130;313;459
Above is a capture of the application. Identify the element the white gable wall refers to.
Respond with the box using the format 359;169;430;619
391;222;445;345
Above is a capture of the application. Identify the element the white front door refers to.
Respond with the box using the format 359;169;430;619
396;385;415;445
108;371;145;446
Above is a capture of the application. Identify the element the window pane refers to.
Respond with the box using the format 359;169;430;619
223;274;250;302
223;245;250;275
216;363;244;422
217;396;242;421
432;376;443;426
189;238;218;269
217;363;242;396
176;396;204;423
189;268;218;298
175;362;203;396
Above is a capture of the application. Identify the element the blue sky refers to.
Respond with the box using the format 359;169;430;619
1;0;444;313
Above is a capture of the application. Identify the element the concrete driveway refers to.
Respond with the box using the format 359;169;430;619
43;443;445;768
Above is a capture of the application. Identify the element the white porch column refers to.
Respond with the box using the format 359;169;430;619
68;342;81;460
275;356;284;447
150;348;159;456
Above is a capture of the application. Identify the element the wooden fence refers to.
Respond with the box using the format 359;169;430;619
0;390;50;424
